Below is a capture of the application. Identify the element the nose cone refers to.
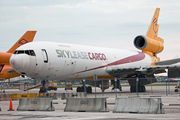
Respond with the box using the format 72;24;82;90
10;55;23;71
10;54;29;74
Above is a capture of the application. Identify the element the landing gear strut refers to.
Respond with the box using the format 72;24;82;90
111;80;122;91
39;80;48;93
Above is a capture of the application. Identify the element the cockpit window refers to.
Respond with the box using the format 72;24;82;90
13;50;36;56
29;50;36;56
25;50;30;55
17;50;24;54
14;51;18;54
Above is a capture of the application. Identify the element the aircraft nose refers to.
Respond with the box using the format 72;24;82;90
10;55;23;70
10;54;29;74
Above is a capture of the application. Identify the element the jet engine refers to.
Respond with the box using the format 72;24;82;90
134;35;164;54
0;52;11;63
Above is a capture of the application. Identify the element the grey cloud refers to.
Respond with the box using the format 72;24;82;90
0;0;180;60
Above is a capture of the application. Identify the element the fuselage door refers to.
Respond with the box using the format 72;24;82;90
41;49;48;63
35;49;50;79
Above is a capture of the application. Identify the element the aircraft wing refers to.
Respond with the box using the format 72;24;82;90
155;58;180;78
155;58;180;65
106;65;180;78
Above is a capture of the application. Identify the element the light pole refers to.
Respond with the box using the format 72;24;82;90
136;77;139;97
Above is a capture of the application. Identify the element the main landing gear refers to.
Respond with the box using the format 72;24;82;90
76;78;92;93
130;85;146;92
39;80;58;93
111;80;122;91
76;86;92;93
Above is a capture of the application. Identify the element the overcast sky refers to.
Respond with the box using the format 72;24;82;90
0;0;180;60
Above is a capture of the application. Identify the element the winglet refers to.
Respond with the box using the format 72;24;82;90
7;31;37;53
0;64;5;73
146;8;164;43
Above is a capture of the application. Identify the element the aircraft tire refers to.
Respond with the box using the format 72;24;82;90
86;87;89;93
80;86;84;92
141;86;146;92
130;86;136;92
54;87;57;91
137;85;146;92
77;87;80;92
138;86;142;92
174;89;178;92
39;87;47;93
87;86;92;93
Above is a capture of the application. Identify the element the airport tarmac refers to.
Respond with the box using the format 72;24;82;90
0;85;180;120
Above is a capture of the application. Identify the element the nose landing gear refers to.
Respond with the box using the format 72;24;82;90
39;80;48;93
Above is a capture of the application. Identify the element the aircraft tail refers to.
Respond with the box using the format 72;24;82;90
7;31;37;53
146;8;164;43
133;8;164;65
0;64;5;73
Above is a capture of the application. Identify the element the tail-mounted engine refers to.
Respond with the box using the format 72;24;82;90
134;35;164;54
134;35;164;65
133;8;164;65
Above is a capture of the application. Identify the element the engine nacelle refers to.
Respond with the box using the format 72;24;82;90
0;52;12;63
134;35;164;54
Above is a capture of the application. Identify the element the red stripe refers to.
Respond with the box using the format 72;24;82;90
73;52;145;74
107;52;145;66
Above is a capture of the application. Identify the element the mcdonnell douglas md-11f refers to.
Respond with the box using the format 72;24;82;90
10;8;180;93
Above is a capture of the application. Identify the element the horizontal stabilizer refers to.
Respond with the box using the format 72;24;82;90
6;68;17;73
155;58;180;65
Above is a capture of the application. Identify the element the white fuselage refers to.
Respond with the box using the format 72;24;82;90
10;41;152;80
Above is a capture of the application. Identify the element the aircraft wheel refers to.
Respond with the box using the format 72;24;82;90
39;87;47;93
174;89;178;92
87;86;92;93
89;86;92;93
54;87;57;91
138;86;142;92
86;87;89;93
142;86;146;92
137;86;146;92
77;87;80;92
80;86;84;92
130;86;136;92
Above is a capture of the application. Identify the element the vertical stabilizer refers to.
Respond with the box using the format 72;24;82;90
7;31;37;53
146;8;164;43
134;8;164;65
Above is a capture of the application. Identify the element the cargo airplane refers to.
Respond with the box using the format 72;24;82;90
0;31;36;83
9;8;180;93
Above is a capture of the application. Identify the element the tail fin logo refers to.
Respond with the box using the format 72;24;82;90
153;18;158;35
19;39;28;45
0;64;5;73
